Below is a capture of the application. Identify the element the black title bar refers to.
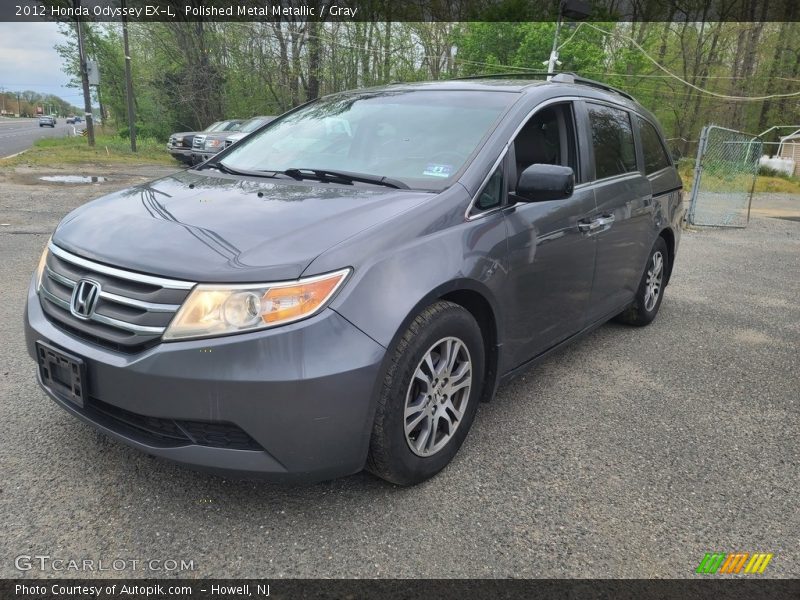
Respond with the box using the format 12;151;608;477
2;0;800;23
2;579;800;600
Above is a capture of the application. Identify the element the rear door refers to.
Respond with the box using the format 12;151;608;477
581;101;654;321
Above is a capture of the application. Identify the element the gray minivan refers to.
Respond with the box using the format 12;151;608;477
26;74;683;485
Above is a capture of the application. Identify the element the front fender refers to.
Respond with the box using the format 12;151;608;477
304;188;509;353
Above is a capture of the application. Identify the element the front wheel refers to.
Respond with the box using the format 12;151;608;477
616;236;669;326
366;301;485;486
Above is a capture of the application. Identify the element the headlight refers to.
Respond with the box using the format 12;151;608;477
34;240;50;292
163;268;351;341
204;139;222;150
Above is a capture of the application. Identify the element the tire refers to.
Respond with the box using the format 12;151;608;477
366;301;485;486
616;236;669;327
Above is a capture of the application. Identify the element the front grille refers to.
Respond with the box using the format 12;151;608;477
83;397;263;451
192;135;206;150
38;243;194;353
181;135;194;148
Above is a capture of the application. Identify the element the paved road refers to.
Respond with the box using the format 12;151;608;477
0;168;797;579
0;117;74;158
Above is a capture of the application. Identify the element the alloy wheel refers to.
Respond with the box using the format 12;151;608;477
643;250;664;312
404;336;473;457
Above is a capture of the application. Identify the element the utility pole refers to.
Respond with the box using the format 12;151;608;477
546;1;591;80
16;93;21;117
546;9;564;79
74;0;95;145
121;0;136;151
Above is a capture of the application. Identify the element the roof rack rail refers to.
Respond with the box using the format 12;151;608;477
550;72;636;102
453;71;553;81
451;71;637;102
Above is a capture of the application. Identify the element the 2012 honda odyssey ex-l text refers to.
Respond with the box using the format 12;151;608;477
25;74;682;485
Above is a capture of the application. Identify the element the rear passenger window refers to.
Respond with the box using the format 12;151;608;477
638;117;672;174
588;105;637;179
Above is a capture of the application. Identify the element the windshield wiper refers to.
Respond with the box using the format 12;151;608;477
282;168;409;190
201;161;283;180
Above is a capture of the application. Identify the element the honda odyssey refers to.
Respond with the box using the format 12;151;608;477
25;74;682;485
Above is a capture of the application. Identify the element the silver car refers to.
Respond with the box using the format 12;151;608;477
191;116;275;164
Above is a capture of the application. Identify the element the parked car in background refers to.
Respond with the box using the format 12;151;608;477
167;120;242;164
190;119;246;164
38;115;55;128
26;75;682;485
66;116;77;124
191;116;275;164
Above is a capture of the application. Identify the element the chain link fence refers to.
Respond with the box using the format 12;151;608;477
687;125;762;228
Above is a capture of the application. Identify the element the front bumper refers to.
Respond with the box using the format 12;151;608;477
167;146;192;163
191;150;220;164
24;280;387;481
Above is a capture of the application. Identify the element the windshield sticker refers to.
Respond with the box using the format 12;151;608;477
423;163;453;178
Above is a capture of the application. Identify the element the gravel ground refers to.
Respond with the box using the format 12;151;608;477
0;167;798;579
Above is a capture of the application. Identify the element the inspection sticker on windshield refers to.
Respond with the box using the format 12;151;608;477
423;163;453;178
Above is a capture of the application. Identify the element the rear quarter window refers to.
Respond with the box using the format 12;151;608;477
638;117;672;174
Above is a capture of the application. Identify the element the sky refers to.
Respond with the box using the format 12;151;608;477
0;22;81;105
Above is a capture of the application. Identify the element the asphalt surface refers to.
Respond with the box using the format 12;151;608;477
0;166;798;579
0;117;74;159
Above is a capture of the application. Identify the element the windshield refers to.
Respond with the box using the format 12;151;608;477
224;121;243;131
208;120;241;133
220;90;516;189
239;117;271;133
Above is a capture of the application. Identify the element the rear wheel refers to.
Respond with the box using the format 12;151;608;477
616;236;669;326
366;301;484;486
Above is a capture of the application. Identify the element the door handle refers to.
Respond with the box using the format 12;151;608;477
594;214;615;228
578;214;615;233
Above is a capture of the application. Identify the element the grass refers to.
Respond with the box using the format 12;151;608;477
1;132;177;167
677;158;800;195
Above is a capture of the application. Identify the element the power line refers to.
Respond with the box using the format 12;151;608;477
561;22;800;102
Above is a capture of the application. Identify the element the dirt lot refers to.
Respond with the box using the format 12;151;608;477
0;164;798;579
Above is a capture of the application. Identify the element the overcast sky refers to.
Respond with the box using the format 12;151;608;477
0;22;80;104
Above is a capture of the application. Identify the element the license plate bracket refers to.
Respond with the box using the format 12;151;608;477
36;341;87;408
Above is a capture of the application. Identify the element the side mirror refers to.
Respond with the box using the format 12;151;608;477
516;164;574;202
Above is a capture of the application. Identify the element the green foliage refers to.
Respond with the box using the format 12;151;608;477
48;20;800;149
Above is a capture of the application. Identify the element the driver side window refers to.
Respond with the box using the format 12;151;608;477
512;103;578;190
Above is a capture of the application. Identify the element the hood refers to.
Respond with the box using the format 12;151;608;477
52;170;433;283
170;131;200;140
226;131;247;142
202;131;238;142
